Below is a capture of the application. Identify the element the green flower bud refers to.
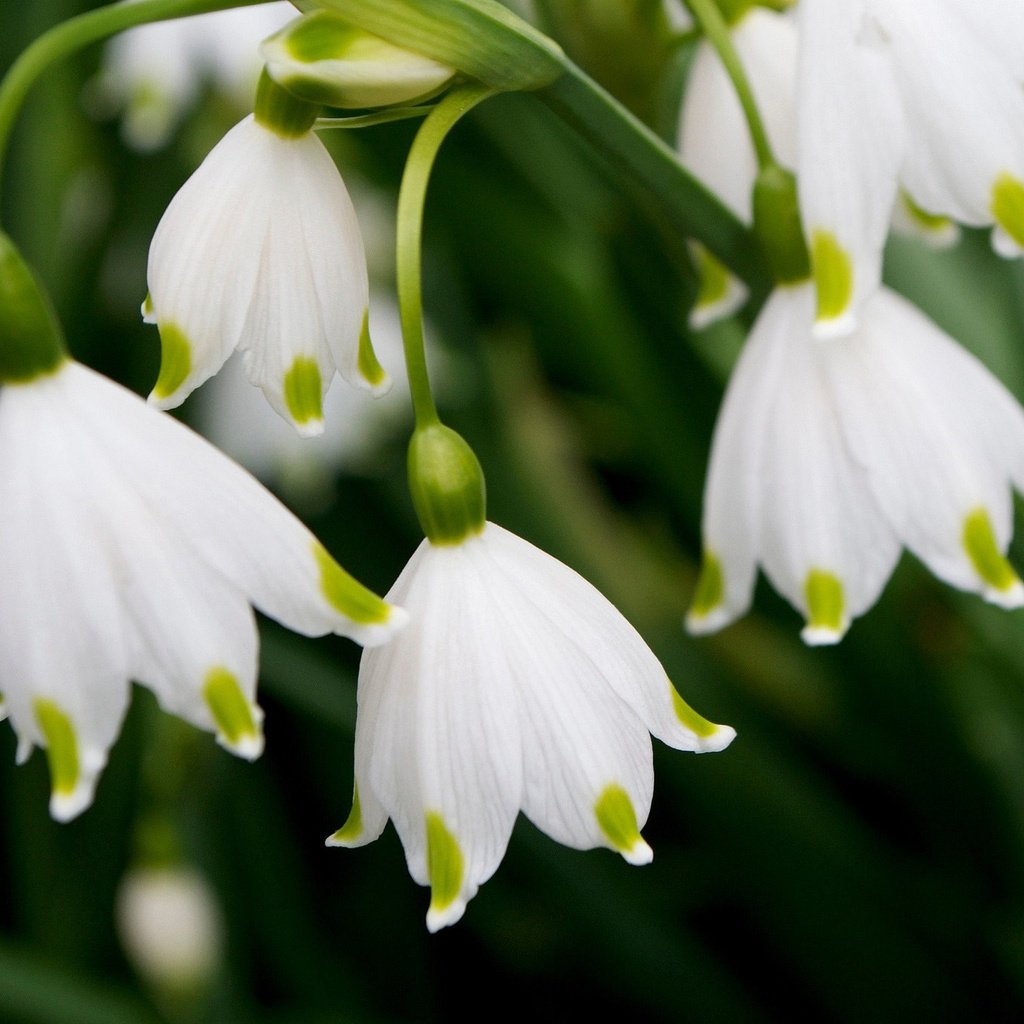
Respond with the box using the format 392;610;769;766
262;11;457;109
752;164;811;285
0;233;66;384
253;69;320;138
408;423;486;545
311;0;565;92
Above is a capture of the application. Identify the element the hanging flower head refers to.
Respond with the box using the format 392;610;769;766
329;423;735;930
144;70;389;436
687;281;1024;643
0;236;406;820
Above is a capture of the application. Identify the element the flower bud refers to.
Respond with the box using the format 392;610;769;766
0;234;66;384
262;11;457;109
407;423;486;545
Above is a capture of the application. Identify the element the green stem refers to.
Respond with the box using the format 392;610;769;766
0;0;272;198
683;0;775;171
396;83;496;429
315;106;433;131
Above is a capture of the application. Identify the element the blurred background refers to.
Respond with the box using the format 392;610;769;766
4;1;1024;1021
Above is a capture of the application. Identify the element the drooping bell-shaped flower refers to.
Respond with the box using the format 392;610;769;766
0;232;405;820
797;0;1024;336
330;423;735;930
687;280;1024;643
145;71;389;436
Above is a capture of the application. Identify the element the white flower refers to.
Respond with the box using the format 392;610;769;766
145;109;388;436
329;522;735;931
797;0;1024;336
687;281;1024;644
117;866;223;991
677;6;797;328
0;360;405;821
95;2;296;151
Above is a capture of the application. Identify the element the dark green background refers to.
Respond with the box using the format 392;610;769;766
3;2;1024;1021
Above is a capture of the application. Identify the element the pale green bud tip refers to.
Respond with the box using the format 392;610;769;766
150;322;191;402
202;667;264;760
33;698;84;821
0;234;67;383
253;69;320;139
753;165;811;286
425;812;466;932
283;356;324;436
810;230;854;332
312;542;394;625
408;423;486;546
326;786;364;846
963;507;1024;608
263;11;456;110
595;785;652;865
801;569;847;646
670;684;736;751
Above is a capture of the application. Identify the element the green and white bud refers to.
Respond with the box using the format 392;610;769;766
262;11;457;109
0;233;66;384
407;423;486;545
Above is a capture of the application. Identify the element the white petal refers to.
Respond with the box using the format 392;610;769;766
824;286;1024;605
354;538;523;927
797;0;905;336
0;367;132;817
62;363;405;647
751;285;901;641
475;526;655;861
146;116;276;408
689;287;801;635
482;524;735;754
881;0;1024;243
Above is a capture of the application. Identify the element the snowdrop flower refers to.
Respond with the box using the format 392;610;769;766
0;358;405;819
687;281;1024;644
797;0;1024;336
329;424;735;931
677;4;797;329
94;2;295;151
145;71;388;436
0;232;404;819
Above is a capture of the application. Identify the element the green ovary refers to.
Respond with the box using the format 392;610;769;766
811;231;853;323
992;173;1024;249
805;569;845;633
283;356;324;426
34;698;80;798
203;668;258;747
594;784;644;855
426;812;464;911
313;543;391;624
963;507;1020;592
152;323;191;400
